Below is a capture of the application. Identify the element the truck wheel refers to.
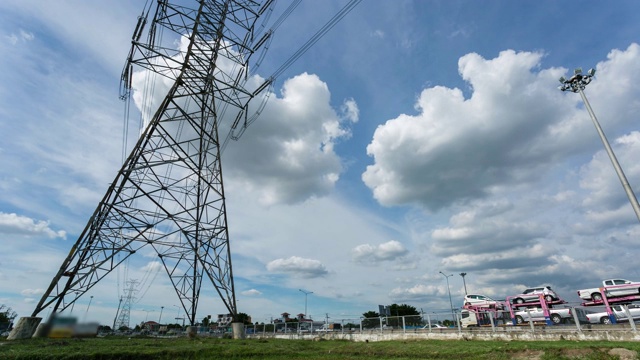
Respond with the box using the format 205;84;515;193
515;315;524;324
515;298;524;304
550;314;562;324
592;293;603;302
600;317;612;325
544;295;554;302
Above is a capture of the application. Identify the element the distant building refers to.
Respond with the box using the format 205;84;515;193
142;321;160;332
217;314;233;327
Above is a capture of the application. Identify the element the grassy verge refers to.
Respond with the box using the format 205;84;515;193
0;336;639;360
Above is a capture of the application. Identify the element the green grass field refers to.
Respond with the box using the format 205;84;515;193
0;336;639;360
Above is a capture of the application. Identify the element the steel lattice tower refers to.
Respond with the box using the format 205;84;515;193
32;0;273;326
114;280;138;330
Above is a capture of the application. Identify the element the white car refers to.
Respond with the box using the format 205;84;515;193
586;304;640;324
422;323;447;329
602;279;640;298
511;286;559;304
578;279;640;301
463;294;504;309
514;307;569;325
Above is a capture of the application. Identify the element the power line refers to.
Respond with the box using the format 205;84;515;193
220;0;363;151
270;0;363;80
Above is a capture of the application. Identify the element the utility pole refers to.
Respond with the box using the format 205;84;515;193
439;271;455;325
69;291;80;314
459;273;468;296
112;297;123;331
299;289;313;318
559;68;640;222
83;296;94;322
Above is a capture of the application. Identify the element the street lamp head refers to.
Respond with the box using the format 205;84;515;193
558;66;595;93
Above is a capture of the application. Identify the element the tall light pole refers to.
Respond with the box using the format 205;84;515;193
69;291;80;314
299;289;313;319
112;297;123;331
439;271;455;324
560;68;640;222
173;304;182;328
459;272;468;296
84;295;94;322
159;306;164;324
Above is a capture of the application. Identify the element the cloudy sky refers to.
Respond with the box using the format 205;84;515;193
1;0;640;327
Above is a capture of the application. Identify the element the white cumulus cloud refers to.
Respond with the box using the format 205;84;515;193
0;212;66;239
266;256;329;278
352;240;408;263
223;73;355;205
20;288;44;297
362;45;640;212
241;289;263;296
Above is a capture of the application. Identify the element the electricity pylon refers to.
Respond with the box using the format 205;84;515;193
32;0;273;326
114;280;138;330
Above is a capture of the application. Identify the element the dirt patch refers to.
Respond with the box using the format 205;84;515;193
560;348;596;358
510;347;638;359
510;349;543;359
608;348;637;360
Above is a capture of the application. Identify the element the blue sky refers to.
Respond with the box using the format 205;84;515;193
1;0;640;327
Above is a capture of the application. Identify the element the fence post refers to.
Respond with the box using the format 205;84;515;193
570;307;582;333
526;308;535;332
488;311;496;332
622;304;637;332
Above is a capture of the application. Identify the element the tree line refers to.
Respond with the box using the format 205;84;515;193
0;304;17;332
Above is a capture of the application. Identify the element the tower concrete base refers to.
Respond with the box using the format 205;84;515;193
186;326;197;338
231;322;245;339
7;317;42;340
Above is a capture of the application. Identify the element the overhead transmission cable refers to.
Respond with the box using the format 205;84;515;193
220;0;362;152
269;0;362;80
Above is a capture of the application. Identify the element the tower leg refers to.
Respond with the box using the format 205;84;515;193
231;322;245;339
7;317;42;340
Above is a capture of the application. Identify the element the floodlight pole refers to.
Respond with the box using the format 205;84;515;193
559;68;640;223
459;273;468;296
84;295;93;322
299;289;313;319
439;271;455;324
